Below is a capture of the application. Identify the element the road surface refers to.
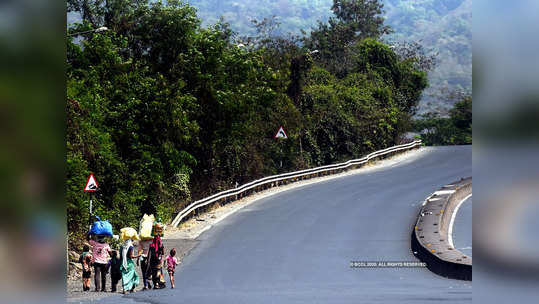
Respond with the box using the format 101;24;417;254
83;146;472;304
453;196;473;257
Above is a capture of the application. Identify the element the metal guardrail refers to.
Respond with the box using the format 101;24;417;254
171;140;422;227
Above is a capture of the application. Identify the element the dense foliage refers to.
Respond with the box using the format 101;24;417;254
67;0;428;245
413;96;472;145
182;0;471;114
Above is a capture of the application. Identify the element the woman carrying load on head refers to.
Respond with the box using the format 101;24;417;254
147;234;166;289
87;216;114;292
120;237;140;293
138;214;155;290
88;235;112;292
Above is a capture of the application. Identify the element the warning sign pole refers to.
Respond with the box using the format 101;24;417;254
274;126;288;139
280;143;283;168
89;193;93;227
84;173;99;226
89;193;93;216
274;126;288;169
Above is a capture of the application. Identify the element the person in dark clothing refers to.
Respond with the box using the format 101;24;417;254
147;235;165;289
109;250;122;292
138;239;152;290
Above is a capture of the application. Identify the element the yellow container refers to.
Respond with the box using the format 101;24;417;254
120;227;140;241
139;214;155;240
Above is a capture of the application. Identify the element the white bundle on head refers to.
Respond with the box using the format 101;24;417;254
122;239;132;269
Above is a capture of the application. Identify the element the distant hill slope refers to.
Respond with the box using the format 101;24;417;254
187;0;471;114
384;0;472;114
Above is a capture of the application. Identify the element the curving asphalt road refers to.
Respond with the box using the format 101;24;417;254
453;196;472;257
84;146;472;304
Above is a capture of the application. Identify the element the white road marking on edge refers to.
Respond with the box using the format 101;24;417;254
422;195;442;206
422;190;456;206
448;193;472;249
434;190;456;195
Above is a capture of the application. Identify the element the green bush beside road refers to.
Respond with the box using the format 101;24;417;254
413;96;472;146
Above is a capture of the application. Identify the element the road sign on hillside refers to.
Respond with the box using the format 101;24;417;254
84;173;99;192
274;126;288;139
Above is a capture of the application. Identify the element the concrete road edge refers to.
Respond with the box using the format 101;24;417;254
411;177;472;281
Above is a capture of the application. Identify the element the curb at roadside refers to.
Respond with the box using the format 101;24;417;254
411;177;472;281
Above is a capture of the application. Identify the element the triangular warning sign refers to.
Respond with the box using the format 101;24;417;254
84;174;99;192
274;126;288;139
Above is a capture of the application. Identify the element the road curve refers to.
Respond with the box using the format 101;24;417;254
87;146;472;304
452;196;473;257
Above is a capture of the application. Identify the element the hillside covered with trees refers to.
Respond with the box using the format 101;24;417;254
67;0;431;245
186;0;472;114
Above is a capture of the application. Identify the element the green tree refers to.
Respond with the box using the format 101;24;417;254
304;0;393;76
331;0;392;40
450;96;472;131
351;38;428;115
413;95;472;145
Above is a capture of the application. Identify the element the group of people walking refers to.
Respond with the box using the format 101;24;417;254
79;234;180;293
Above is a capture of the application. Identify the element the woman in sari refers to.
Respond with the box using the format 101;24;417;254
120;239;140;293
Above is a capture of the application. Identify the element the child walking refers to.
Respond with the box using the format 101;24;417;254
79;245;92;291
165;249;180;289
